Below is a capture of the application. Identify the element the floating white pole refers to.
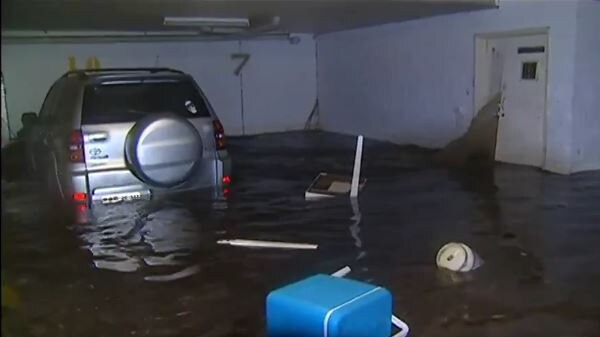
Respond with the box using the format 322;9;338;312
350;135;364;198
331;266;352;278
392;315;410;337
217;239;318;250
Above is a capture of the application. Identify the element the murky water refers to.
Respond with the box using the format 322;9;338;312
2;131;600;336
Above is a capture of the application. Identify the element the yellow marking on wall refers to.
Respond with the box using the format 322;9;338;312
69;56;101;70
68;56;77;71
85;57;101;70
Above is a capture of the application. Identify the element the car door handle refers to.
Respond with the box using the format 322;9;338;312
85;132;108;142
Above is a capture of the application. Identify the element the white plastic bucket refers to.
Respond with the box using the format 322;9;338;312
436;242;483;272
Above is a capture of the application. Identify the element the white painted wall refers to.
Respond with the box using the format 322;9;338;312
317;0;579;173
0;35;316;137
240;39;317;135
572;1;600;172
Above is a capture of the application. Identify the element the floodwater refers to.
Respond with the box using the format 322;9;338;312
2;131;600;337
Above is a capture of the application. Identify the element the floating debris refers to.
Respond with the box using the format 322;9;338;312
436;242;484;272
217;239;318;250
305;135;366;200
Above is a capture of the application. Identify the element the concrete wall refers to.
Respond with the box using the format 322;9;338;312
317;0;579;173
572;1;600;172
240;39;317;135
1;35;316;137
1;76;8;147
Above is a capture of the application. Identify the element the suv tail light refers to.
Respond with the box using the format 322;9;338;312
73;192;87;202
213;119;226;150
73;192;89;212
69;129;85;163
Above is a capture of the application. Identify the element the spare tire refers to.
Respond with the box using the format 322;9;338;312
125;113;202;188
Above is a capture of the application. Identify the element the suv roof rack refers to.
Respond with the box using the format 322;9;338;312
66;68;184;77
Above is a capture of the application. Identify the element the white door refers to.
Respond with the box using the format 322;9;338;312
495;34;547;167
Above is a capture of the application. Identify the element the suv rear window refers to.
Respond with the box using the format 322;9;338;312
82;79;210;124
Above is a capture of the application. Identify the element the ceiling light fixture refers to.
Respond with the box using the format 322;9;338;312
1;30;201;38
163;17;250;28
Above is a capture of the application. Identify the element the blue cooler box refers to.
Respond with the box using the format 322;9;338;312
267;274;392;337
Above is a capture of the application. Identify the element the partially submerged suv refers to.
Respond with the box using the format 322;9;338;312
27;68;231;211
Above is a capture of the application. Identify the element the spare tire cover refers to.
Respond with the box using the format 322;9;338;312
125;113;202;187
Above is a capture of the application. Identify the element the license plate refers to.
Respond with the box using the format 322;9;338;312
101;191;151;204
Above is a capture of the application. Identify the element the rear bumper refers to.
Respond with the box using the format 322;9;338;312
65;151;230;209
70;170;225;209
73;177;220;207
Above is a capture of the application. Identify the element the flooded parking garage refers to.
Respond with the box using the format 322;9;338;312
2;131;600;337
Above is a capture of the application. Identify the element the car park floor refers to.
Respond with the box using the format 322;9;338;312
2;131;600;337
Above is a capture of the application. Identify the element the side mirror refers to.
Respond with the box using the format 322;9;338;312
21;112;38;127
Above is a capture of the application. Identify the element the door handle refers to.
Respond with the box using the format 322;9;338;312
85;132;108;142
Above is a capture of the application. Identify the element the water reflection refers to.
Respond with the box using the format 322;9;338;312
349;197;366;261
77;202;201;275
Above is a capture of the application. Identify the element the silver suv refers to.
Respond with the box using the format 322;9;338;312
27;68;231;211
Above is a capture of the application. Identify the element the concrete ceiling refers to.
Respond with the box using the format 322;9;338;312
2;0;496;35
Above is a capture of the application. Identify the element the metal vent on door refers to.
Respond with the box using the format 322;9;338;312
521;62;538;80
518;46;545;54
